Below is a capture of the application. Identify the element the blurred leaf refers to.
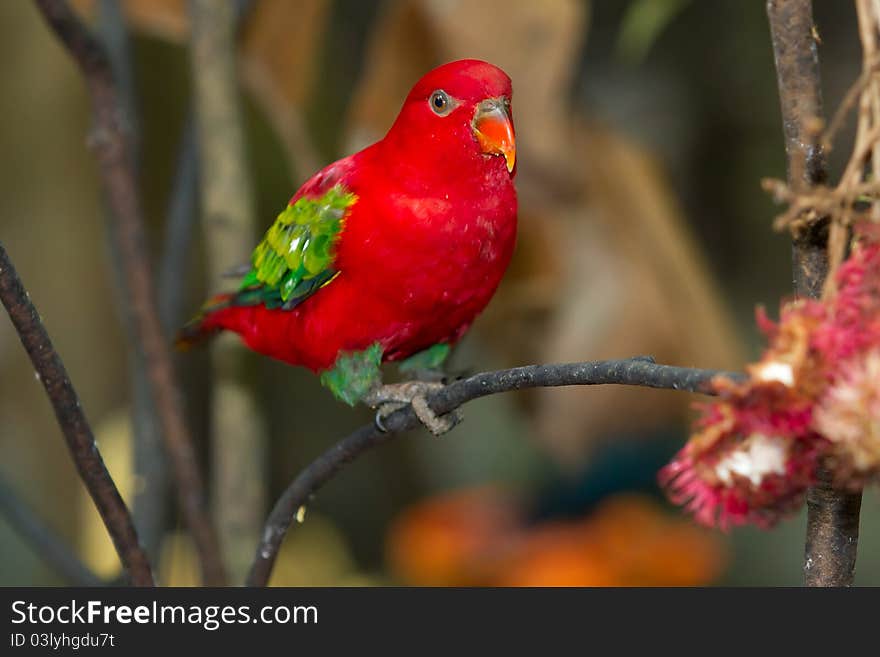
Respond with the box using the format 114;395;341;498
617;0;693;65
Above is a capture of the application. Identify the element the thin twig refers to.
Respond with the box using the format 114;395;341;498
767;0;862;587
158;0;251;326
32;0;226;585
190;0;267;582
246;356;741;586
0;242;153;586
96;0;139;160
95;0;169;567
821;52;880;151
0;472;105;586
158;115;200;331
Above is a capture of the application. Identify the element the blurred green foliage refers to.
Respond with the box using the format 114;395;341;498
617;0;694;64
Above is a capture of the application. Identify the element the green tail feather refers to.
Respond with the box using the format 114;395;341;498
175;293;233;350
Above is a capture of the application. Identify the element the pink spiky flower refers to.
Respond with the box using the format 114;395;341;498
813;347;880;488
662;223;880;528
660;382;824;529
811;231;880;487
812;225;880;364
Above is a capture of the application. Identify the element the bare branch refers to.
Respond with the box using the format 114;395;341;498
190;0;267;582
767;0;862;587
158;116;200;331
95;0;170;568
767;0;829;297
246;356;740;586
32;0;226;585
158;0;252;329
0;242;153;586
804;468;862;585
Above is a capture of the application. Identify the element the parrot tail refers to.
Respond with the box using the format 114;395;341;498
175;293;235;350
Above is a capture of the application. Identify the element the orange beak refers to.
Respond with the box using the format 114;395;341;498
473;98;516;173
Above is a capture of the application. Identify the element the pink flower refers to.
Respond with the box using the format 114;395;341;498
813;348;880;487
660;387;823;529
659;299;827;529
813;233;880;364
662;225;880;528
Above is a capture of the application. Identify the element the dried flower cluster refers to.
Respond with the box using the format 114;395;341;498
662;224;880;528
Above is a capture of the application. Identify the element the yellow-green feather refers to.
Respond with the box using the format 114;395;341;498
237;184;356;310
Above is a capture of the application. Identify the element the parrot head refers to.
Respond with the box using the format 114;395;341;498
386;59;516;176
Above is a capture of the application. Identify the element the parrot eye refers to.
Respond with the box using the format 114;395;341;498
429;90;453;116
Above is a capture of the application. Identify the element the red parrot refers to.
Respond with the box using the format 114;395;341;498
179;59;517;433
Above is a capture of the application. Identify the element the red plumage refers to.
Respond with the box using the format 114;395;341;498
185;60;517;373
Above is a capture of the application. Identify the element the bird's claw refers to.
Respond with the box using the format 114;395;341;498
365;381;460;436
373;404;405;433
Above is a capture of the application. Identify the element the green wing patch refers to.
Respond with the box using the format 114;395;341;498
236;185;356;310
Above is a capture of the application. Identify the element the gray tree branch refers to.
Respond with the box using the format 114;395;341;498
767;0;863;587
33;0;226;585
95;0;170;569
246;356;741;586
0;242;153;585
189;0;267;582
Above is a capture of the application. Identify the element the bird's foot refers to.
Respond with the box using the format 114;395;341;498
363;381;461;436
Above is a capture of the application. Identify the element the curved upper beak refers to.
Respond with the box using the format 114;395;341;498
473;98;515;173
